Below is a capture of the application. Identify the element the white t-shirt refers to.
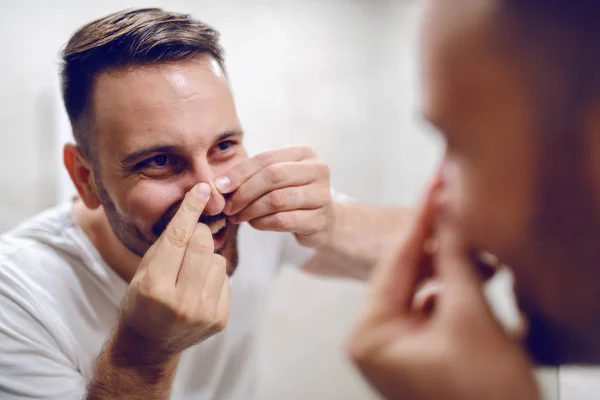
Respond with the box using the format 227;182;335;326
0;202;313;399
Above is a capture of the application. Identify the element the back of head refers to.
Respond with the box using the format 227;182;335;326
60;8;225;159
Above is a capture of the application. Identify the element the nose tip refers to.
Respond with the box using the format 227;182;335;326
203;183;226;216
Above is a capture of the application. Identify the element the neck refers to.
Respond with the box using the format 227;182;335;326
521;242;600;365
72;200;141;283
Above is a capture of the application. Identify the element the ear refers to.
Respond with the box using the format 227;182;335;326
63;144;101;209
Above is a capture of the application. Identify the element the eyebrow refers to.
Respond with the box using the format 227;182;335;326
120;130;244;166
214;130;244;144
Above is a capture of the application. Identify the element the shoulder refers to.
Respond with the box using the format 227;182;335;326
0;203;83;286
0;203;94;320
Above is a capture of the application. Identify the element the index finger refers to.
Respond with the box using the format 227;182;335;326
367;181;438;316
214;146;315;194
151;182;212;282
435;223;488;312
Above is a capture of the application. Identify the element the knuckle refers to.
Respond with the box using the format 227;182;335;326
273;212;292;230
315;161;331;179
166;226;189;248
265;164;285;186
231;163;252;183
196;309;217;325
212;316;228;332
173;303;195;324
211;254;227;272
256;152;275;168
174;296;208;325
300;146;316;159
188;225;214;252
268;191;288;210
136;275;160;299
233;183;250;204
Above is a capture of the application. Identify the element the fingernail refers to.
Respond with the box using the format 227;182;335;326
194;183;211;199
215;176;230;192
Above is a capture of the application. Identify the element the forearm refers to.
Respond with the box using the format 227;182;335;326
317;201;413;278
86;328;180;400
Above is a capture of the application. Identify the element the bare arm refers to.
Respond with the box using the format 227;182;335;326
211;146;412;279
86;328;179;399
306;202;412;280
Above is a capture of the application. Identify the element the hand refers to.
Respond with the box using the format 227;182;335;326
215;146;334;248
116;183;231;358
348;184;540;400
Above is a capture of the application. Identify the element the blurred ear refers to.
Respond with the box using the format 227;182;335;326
63;143;101;209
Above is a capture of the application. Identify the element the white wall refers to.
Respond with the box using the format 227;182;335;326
0;0;441;232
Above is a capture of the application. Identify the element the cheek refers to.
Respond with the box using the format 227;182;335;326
212;152;248;175
119;181;184;227
438;154;532;257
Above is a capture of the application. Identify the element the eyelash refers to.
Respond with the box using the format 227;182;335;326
133;140;239;173
136;154;178;169
216;140;235;152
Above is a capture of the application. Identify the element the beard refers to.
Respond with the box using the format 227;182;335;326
513;131;600;365
95;176;240;276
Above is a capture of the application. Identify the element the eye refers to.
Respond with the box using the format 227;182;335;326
140;154;171;168
217;140;235;152
134;154;185;177
150;155;168;167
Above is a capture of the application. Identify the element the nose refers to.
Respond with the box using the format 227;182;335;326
186;162;226;216
204;182;226;216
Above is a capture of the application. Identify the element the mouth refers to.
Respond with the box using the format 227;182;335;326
204;218;227;251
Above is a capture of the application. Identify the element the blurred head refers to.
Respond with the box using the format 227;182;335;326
60;8;245;275
421;0;600;363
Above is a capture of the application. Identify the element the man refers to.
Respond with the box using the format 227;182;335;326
0;8;407;399
349;1;600;399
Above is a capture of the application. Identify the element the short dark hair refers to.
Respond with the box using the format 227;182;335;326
60;8;225;158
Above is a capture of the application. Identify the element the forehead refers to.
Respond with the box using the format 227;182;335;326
420;0;537;162
90;55;238;152
420;0;507;114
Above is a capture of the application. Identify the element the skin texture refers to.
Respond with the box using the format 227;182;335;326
66;56;244;279
87;183;230;399
349;184;541;400
63;50;409;398
350;0;600;398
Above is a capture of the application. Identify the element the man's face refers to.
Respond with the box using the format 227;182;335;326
421;1;536;274
421;0;600;363
89;55;246;275
421;0;551;346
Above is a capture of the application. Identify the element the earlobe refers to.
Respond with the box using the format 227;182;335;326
63;144;101;209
